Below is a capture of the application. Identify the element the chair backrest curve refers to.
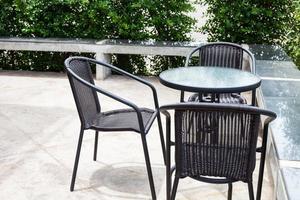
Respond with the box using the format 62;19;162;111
185;42;256;73
65;57;100;128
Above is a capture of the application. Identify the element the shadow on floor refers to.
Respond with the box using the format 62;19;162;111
90;163;164;196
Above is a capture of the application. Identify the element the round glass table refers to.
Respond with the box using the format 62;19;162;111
159;66;261;104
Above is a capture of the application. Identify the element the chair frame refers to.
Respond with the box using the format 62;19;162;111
160;103;276;200
65;56;166;200
182;42;257;105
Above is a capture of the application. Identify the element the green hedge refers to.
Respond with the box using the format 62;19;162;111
0;0;196;74
199;0;299;67
284;1;300;67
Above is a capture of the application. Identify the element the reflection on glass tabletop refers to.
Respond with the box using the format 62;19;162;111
159;66;261;93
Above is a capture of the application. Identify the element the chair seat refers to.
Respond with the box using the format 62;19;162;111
188;93;246;104
90;108;155;133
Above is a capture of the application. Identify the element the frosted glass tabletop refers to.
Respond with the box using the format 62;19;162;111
159;66;261;93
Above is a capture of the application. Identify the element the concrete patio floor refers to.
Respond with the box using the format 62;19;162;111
0;71;274;200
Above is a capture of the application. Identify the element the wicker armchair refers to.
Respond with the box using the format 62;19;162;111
160;103;276;200
183;42;256;105
64;56;166;200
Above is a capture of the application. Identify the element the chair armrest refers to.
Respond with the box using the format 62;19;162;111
261;114;276;145
67;68;146;132
160;110;171;139
183;47;198;98
264;115;276;126
87;57;160;109
161;110;171;120
184;47;200;67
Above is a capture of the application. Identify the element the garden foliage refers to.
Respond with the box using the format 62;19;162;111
199;0;299;67
0;0;196;74
285;1;300;67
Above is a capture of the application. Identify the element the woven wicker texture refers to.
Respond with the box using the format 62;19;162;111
188;93;247;104
68;59;100;127
91;108;154;133
174;109;260;182
197;44;243;69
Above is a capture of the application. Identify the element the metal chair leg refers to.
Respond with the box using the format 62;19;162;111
166;161;171;200
256;154;265;200
93;131;99;161
251;89;256;106
166;115;171;200
70;127;84;191
248;182;255;200
171;176;180;200
157;113;166;165
180;90;185;102
141;134;156;200
228;183;233;200
256;124;269;200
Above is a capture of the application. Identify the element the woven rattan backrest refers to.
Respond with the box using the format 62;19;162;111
66;58;100;128
174;108;260;182
198;43;243;69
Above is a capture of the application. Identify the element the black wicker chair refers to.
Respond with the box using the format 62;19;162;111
160;103;276;200
183;42;256;105
64;56;166;200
